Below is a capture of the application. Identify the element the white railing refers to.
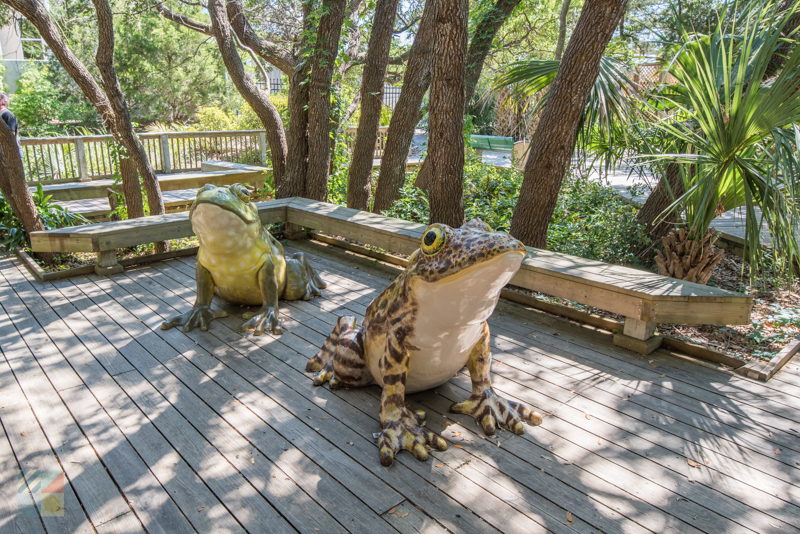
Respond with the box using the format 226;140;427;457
21;130;269;183
21;127;390;183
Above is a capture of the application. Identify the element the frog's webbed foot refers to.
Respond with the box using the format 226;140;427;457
161;306;227;333
286;252;327;301
450;389;542;436
240;306;283;336
379;408;448;466
306;316;370;388
301;274;325;301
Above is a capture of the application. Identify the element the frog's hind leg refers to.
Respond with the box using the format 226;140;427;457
286;252;327;301
450;322;543;435
306;316;371;388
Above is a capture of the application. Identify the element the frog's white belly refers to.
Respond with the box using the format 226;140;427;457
371;251;524;393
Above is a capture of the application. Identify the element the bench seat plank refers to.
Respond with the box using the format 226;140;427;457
37;168;271;201
28;197;752;334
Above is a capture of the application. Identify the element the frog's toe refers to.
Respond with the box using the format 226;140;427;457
311;362;341;388
451;390;542;436
377;412;448;466
240;307;283;336
162;306;226;333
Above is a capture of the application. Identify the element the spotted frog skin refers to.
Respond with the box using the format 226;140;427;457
307;219;542;465
161;184;326;335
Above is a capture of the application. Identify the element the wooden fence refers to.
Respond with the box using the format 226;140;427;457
21;130;268;184
22;127;390;184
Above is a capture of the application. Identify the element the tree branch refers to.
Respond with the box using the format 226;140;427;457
156;3;211;33
225;0;295;74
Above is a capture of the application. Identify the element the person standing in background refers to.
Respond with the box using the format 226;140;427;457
0;93;22;156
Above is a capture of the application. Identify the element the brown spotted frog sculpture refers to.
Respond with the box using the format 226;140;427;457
307;219;542;465
162;183;326;335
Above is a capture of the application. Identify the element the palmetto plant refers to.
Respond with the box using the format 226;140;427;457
649;2;800;280
493;56;640;172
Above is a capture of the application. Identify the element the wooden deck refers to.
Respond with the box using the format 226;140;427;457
1;242;799;534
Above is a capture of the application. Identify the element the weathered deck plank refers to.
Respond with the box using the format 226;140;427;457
2;249;799;534
246;249;797;533
125;262;560;534
275;246;800;525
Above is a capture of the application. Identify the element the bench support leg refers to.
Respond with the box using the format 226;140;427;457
283;223;308;240
613;318;662;354
95;250;123;276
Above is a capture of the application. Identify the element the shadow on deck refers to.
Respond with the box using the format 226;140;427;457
1;242;799;534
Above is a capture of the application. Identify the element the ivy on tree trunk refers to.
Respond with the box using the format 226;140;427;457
305;0;348;201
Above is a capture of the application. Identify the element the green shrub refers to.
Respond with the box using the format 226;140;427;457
193;105;237;131
547;179;651;265
0;185;87;251
383;153;651;265
234;96;290;130
12;64;62;137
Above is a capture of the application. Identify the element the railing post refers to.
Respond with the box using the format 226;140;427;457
75;138;90;181
258;131;267;165
160;134;172;173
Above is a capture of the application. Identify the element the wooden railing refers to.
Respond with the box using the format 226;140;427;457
21;130;269;184
344;126;389;159
21;127;391;184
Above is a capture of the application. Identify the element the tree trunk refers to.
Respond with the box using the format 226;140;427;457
0;120;51;261
464;0;521;102
509;0;626;248
346;0;401;210
92;0;166;251
118;156;144;219
655;228;724;284
280;66;312;198
554;0;571;60
305;0;348;201
372;0;437;213
208;0;288;188
410;0;521;194
636;163;684;241
427;0;468;226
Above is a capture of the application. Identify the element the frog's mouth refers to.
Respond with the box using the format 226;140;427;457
191;193;258;224
438;249;525;288
414;250;525;324
191;203;258;253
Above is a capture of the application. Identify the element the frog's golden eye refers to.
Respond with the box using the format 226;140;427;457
420;225;446;254
232;184;251;202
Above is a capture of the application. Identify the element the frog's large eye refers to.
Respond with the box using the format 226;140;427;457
420;225;446;255
232;184;251;202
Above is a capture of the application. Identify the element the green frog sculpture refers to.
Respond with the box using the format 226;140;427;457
307;219;542;465
162;183;326;335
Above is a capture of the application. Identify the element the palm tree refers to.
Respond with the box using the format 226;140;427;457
648;2;800;282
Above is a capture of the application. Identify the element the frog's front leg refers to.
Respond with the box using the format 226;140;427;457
240;259;283;335
378;328;448;466
161;262;227;332
450;322;543;435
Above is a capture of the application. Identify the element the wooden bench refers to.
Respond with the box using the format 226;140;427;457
40;161;272;220
29;197;752;354
38;164;271;202
468;135;515;152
